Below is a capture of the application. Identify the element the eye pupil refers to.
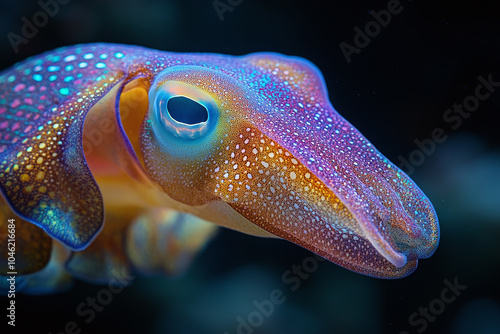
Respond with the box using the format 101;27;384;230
151;79;219;141
167;96;208;125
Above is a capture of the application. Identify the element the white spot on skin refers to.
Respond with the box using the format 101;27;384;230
290;172;297;180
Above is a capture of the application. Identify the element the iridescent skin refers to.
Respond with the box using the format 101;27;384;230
0;44;439;287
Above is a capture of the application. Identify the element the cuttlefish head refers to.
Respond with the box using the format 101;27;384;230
134;53;439;278
0;45;439;280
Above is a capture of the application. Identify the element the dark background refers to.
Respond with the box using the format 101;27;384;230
1;0;499;333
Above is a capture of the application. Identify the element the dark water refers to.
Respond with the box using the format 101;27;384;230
0;0;499;333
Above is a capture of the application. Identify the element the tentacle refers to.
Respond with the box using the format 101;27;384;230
21;241;72;295
0;196;51;275
126;209;218;276
0;44;140;249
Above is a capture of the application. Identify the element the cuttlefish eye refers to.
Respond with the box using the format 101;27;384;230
151;80;218;140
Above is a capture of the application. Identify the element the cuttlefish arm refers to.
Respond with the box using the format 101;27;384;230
0;44;439;280
0;46;129;250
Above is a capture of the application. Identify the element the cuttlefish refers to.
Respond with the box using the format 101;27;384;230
0;44;439;293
